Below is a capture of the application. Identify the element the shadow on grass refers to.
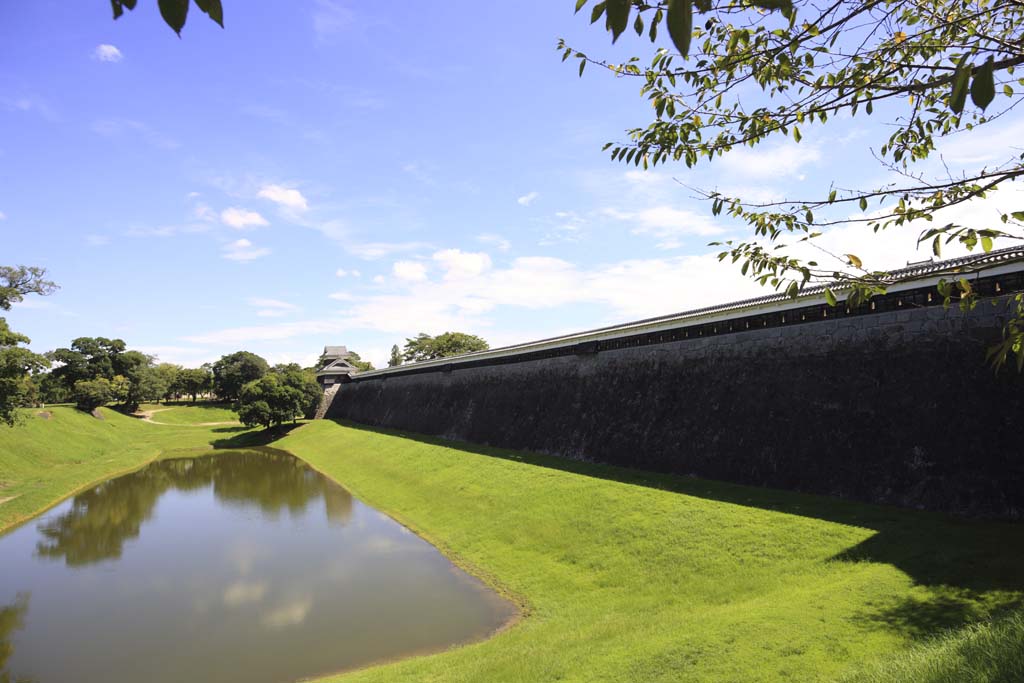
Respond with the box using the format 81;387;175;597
323;418;1024;639
211;423;303;449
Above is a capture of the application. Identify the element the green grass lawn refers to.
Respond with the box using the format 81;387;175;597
274;421;1024;683
1;406;1022;681
137;401;240;425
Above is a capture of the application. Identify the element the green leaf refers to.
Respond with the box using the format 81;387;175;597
605;0;630;43
158;0;189;34
575;0;588;13
950;57;971;114
970;57;996;110
824;288;837;307
666;0;693;57
111;0;138;19
932;235;942;257
846;253;863;269
193;0;224;27
859;196;868;211
579;59;586;77
1012;211;1024;221
590;2;607;25
981;235;994;253
786;280;800;299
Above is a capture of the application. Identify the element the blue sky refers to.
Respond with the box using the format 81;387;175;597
3;1;1021;368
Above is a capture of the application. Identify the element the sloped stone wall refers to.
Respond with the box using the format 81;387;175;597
327;299;1024;517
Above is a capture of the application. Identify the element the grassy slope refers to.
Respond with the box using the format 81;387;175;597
138;402;240;425
0;406;232;530
274;420;1024;683
2;408;1021;681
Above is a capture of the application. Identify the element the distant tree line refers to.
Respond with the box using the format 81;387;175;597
382;332;489;369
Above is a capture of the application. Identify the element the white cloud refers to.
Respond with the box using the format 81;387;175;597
184;319;345;345
328;291;354;301
372;275;385;284
718;141;821;178
86;234;110;246
335;268;360;278
258;184;308;212
477;233;511;252
221;207;269;229
223;238;271;262
393;260;428;282
135;345;214;366
248;298;299;317
432;249;492;280
347;241;431;260
603;205;725;249
517;191;540;206
92;44;123;62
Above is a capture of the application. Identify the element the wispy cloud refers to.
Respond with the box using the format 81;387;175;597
718;141;821;179
3;96;58;121
223;238;271;261
248;297;300;317
93;118;179;150
221;207;269;229
477;233;511;252
312;0;354;42
347;241;431;260
85;234;110;246
335;268;361;277
517;191;540;206
603;206;725;249
92;44;123;62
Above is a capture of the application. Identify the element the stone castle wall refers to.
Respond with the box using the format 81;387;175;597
327;297;1024;517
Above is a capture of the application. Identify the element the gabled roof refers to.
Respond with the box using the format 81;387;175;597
322;345;350;358
317;357;357;377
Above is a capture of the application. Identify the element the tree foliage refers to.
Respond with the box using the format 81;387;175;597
111;0;224;36
564;0;1024;368
402;332;490;363
236;374;305;430
72;377;114;413
178;366;212;402
388;344;403;367
211;351;269;401
0;266;55;426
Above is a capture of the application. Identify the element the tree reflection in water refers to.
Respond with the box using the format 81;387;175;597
0;594;30;683
35;450;352;566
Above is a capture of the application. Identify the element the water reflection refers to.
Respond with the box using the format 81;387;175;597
36;450;352;566
0;449;514;683
0;594;29;683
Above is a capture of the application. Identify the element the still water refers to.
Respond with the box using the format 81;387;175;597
0;449;516;683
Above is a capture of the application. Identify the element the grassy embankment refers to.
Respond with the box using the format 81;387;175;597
275;421;1024;683
0;406;247;530
137;401;240;425
1;406;1022;681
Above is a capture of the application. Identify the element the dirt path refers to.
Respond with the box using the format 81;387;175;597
133;408;240;427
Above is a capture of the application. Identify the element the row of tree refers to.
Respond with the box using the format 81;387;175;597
386;331;490;367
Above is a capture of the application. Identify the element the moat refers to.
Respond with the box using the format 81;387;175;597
0;449;516;683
